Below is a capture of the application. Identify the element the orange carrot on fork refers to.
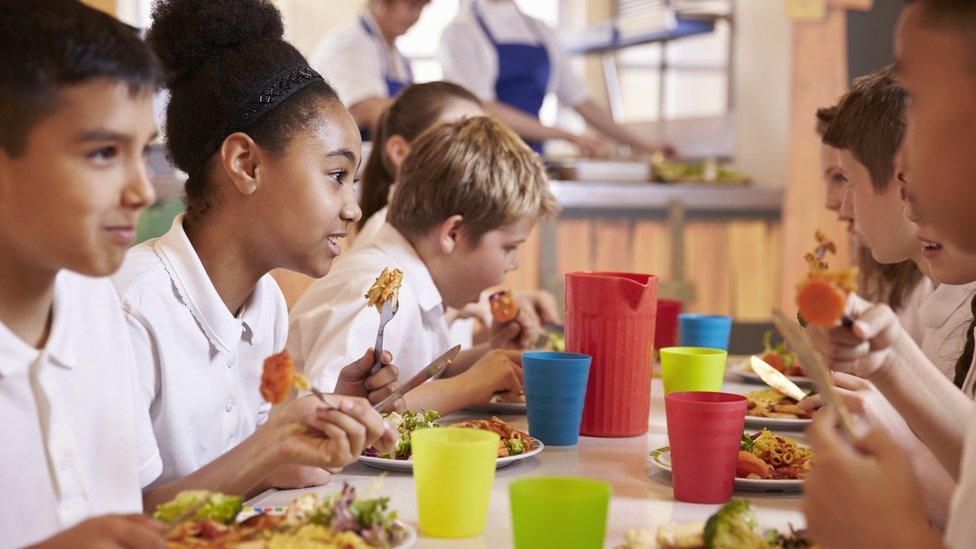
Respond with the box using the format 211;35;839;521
489;290;518;323
795;231;858;327
260;350;311;405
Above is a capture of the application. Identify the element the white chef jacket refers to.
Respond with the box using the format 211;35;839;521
0;271;161;549
112;215;287;488
920;282;976;386
287;223;453;390
438;0;589;107
312;11;412;106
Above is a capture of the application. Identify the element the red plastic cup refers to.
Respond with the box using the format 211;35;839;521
565;272;658;437
664;391;747;504
654;300;682;350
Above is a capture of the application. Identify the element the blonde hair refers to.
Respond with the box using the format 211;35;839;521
388;116;559;243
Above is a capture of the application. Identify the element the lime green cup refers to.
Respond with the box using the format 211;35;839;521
412;427;500;538
660;346;728;394
509;477;611;549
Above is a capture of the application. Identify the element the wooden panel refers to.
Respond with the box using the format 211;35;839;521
593;219;632;272
684;221;732;315
631;220;672;281
729;220;774;321
81;0;118;15
271;269;315;310
557;219;594;275
506;224;542;292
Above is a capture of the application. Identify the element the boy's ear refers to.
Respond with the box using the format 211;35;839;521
434;214;465;254
219;132;261;196
385;134;410;171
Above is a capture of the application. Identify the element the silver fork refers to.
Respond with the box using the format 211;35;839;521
370;299;399;375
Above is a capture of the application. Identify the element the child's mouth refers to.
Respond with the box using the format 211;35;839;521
920;238;943;259
326;232;346;254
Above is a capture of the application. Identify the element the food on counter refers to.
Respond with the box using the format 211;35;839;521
738;430;813;480
363;410;441;460
260;350;310;405
796;231;857;327
489;289;518;323
745;389;812;420
627;500;815;548
452;416;534;457
162;484;409;548
155;490;243;526
365;267;403;312
652;156;750;185
748;331;806;377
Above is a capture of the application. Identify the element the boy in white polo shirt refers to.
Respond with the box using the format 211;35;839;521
288;116;559;414
0;2;166;546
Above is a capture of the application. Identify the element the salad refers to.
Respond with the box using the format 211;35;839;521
362;410;441;460
753;331;805;377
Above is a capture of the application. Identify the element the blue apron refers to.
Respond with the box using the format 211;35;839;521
473;3;551;154
359;15;414;97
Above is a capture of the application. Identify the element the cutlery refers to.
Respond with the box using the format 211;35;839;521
373;345;460;412
749;355;808;402
370;299;399;375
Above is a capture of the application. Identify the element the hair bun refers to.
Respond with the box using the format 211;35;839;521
146;0;285;85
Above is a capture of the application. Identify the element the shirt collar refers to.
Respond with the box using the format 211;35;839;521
919;281;976;330
0;271;77;376
372;224;445;313
153;214;264;354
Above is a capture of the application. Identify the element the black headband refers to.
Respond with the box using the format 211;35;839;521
186;64;325;174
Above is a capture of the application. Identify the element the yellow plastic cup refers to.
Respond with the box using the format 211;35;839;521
660;346;728;394
412;427;500;538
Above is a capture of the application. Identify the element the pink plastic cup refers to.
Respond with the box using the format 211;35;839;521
654;300;682;350
664;391;747;504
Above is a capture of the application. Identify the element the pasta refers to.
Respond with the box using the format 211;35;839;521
744;429;813;480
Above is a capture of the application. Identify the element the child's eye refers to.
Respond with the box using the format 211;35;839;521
329;170;348;184
87;146;119;162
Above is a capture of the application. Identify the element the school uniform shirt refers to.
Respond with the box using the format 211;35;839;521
947;341;976;548
438;0;589;108
0;271;161;549
112;214;288;488
288;223;453;390
896;276;935;347
311;11;413;106
920;282;976;384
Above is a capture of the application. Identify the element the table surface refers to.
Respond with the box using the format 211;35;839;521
246;360;806;548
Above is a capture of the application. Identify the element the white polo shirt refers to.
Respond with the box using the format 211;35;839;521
112;215;287;488
0;271;161;548
920;282;976;386
311;11;412;106
895;276;934;347
288;224;453;390
438;0;589;108
947;347;976;548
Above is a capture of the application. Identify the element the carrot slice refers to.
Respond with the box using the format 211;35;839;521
489;290;518;323
796;277;847;326
261;351;294;405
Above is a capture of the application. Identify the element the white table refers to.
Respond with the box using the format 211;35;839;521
246;369;806;548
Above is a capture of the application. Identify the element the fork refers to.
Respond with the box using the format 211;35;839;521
370;299;399;375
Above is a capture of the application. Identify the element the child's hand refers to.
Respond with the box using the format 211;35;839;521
807;293;904;379
803;410;939;549
514;289;561;326
263;464;332;490
490;315;533;350
31;514;165;549
460;349;524;405
265;395;397;470
334;348;404;411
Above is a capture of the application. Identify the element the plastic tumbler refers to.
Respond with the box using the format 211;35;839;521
665;391;747;503
678;313;733;350
655;299;683;350
660;346;728;394
523;351;592;446
412;427;499;538
509;477;611;549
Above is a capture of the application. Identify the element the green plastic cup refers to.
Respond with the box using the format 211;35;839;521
660;346;728;394
509;477;611;549
412;427;500;538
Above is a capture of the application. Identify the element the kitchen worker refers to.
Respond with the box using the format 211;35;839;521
439;0;671;156
312;0;430;133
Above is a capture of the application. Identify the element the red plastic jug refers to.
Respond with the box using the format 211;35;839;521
565;272;658;437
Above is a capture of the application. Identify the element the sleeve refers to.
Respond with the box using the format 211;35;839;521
119;307;163;489
313;30;388;106
546;27;590;107
438;20;497;102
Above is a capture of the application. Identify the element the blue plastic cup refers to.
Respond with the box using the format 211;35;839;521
522;352;592;446
678;314;733;350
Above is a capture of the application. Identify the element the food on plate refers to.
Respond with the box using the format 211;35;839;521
796;231;858;327
453;416;534;457
365;267;403;312
155;490;243;525
260;350;310;405
539;327;565;352
362;410;441;460
162;484;409;548
749;331;805;377
635;499;816;549
652;156;750;186
737;430;813;480
490;391;526;405
745;389;812;420
489;289;518;323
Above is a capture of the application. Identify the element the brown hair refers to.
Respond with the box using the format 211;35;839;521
822;65;905;191
856;249;925;312
815;105;836;137
388;116;558;243
359;81;482;229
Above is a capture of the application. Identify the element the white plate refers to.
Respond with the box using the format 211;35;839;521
360;437;544;472
466;401;527;415
744;414;812;430
647;447;803;492
728;357;814;388
234;511;417;548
